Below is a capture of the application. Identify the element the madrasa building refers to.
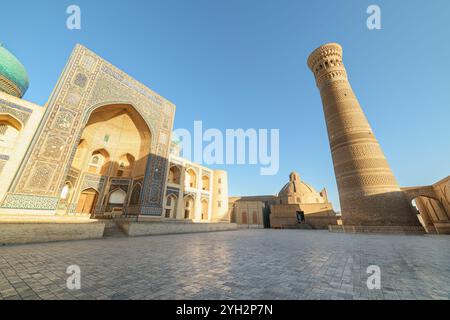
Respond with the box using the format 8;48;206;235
0;43;233;244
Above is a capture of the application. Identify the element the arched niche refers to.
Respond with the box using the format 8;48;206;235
165;194;178;218
184;195;195;219
109;188;127;205
88;149;110;175
168;166;181;185
0;114;23;150
201;175;210;191
129;183;142;206
185;168;197;189
117;153;135;178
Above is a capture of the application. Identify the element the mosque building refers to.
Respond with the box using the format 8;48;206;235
229;171;338;230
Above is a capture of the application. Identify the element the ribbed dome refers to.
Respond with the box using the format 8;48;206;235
279;181;319;197
278;171;325;204
0;43;29;98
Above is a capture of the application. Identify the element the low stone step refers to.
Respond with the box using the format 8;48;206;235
281;224;313;230
102;221;127;238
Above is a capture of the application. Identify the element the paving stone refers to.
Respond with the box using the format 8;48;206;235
0;230;449;300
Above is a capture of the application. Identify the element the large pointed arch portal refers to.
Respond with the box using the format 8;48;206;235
66;103;152;216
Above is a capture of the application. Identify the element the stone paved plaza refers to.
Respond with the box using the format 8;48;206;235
0;230;449;300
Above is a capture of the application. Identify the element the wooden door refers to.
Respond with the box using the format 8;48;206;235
242;212;248;224
253;211;258;224
76;189;98;214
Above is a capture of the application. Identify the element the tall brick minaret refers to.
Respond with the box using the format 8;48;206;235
307;43;419;227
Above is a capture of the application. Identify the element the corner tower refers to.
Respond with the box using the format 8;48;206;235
212;170;229;222
307;43;419;228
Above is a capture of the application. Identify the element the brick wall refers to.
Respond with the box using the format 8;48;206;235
0;221;105;245
118;221;238;236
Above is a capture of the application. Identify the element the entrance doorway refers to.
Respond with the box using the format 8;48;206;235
184;196;195;219
296;211;305;224
76;188;99;214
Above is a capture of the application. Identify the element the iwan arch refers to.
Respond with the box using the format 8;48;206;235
60;103;152;216
0;44;232;244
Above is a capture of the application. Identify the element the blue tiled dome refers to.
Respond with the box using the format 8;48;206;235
0;43;29;98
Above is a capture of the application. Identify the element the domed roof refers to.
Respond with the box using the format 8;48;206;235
0;43;29;97
278;171;325;204
279;180;319;197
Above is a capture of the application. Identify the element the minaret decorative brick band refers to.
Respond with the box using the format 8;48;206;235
307;43;419;226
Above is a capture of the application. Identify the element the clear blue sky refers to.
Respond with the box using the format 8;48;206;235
2;0;449;210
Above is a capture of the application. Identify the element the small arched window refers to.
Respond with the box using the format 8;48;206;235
87;149;110;175
92;156;100;165
117;154;135;177
88;153;104;174
168;166;181;184
202;175;210;191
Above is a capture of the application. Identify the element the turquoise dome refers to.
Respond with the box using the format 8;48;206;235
0;43;29;97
